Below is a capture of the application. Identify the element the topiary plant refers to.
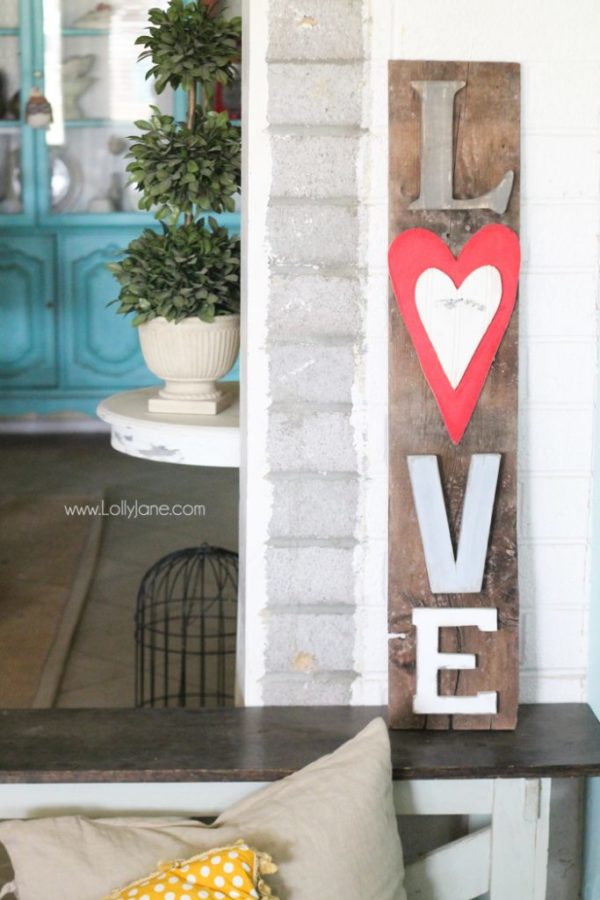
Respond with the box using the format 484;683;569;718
110;0;241;326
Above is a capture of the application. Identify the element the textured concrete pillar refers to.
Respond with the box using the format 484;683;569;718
261;0;367;704
241;0;388;705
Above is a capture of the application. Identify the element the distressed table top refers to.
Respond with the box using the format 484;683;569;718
0;704;598;783
97;383;240;467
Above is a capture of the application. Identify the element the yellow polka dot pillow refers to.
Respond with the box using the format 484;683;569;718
107;841;277;900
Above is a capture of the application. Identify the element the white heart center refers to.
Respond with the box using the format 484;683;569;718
415;265;502;388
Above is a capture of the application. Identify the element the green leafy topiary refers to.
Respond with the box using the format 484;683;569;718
109;218;240;325
137;0;241;94
111;0;242;325
128;107;240;219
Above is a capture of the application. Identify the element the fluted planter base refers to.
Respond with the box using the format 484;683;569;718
147;391;231;416
138;314;240;416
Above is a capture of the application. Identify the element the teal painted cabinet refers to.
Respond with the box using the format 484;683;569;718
60;230;157;390
0;234;56;388
0;0;239;417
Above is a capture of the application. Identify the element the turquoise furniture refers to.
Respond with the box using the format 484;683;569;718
0;0;239;417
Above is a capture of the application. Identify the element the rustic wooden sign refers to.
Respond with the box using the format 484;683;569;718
388;61;520;730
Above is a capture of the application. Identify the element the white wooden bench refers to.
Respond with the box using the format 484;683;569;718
0;704;598;900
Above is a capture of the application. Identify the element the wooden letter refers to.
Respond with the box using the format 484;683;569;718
409;80;514;214
408;454;500;593
412;607;498;715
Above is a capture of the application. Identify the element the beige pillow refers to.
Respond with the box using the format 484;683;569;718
0;717;406;900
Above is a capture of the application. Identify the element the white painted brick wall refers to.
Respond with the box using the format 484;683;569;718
520;272;597;338
523;135;600;199
523;204;599;270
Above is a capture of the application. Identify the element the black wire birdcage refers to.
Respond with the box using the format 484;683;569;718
135;544;238;708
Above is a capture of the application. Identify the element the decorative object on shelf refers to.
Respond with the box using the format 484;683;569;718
87;196;114;212
24;87;52;128
0;141;8;204
110;0;241;415
6;90;19;121
49;149;82;211
0;144;20;213
0;71;7;120
5;146;80;212
135;544;238;708
87;135;127;213
107;133;127;210
61;55;96;120
106;172;122;210
72;2;114;28
388;61;521;732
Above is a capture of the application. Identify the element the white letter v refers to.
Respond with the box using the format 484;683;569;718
407;454;500;594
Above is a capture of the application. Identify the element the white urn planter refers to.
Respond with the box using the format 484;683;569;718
138;314;240;415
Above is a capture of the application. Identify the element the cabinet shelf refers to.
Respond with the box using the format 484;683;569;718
63;118;241;129
35;210;241;229
63;118;131;128
0;118;234;132
0;118;131;130
62;28;110;37
1;25;114;37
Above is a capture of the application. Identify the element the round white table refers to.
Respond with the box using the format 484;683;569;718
97;383;240;467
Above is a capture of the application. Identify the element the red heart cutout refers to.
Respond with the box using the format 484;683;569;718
388;224;520;444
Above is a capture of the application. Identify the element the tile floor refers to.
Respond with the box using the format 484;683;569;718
0;434;239;707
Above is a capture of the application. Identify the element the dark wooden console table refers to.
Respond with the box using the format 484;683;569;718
0;704;598;899
0;703;598;782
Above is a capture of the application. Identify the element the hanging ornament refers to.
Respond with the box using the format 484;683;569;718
25;87;53;129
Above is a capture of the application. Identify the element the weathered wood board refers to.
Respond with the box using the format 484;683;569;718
388;61;520;730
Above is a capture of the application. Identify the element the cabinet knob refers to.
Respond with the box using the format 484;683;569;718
46;301;55;309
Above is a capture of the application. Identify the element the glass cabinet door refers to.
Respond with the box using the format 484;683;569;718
0;1;33;219
40;0;176;218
